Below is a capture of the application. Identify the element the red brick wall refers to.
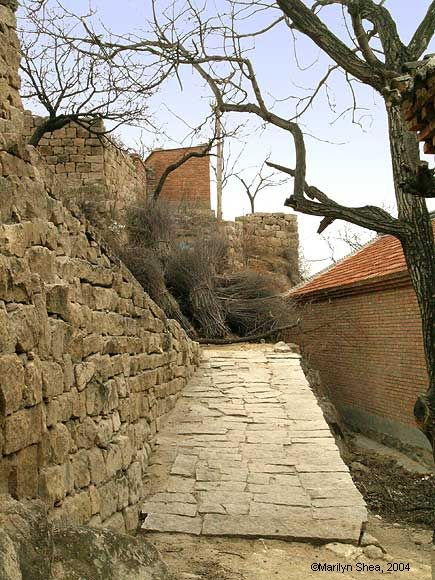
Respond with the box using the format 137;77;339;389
292;284;428;447
146;146;210;208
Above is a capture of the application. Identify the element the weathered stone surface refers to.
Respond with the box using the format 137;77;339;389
74;362;96;392
39;465;68;502
142;513;202;535
141;346;366;544
41;361;64;399
0;354;24;415
53;525;171;579
14;445;39;499
171;454;197;477
0;528;21;580
363;545;385;560
0;496;171;580
4;405;43;454
325;542;363;559
201;513;363;542
0;496;53;580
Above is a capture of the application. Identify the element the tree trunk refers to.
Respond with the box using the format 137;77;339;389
387;104;435;459
28;116;70;147
248;195;255;214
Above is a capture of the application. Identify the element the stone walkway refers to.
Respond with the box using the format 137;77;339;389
141;346;367;543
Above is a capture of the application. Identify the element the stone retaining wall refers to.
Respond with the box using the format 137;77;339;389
235;213;300;285
23;113;147;229
0;0;200;533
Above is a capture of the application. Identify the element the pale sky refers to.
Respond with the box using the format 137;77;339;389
21;1;435;274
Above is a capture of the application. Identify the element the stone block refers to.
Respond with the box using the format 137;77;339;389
45;399;60;427
117;435;133;470
0;223;29;256
105;443;123;478
123;504;139;532
4;404;43;454
63;354;74;390
41;361;64;399
0;353;24;415
99;479;119;520
47;423;71;464
39;464;67;502
102;511;126;533
117;475;130;510
13;444;38;499
127;461;142;505
0;307;15;353
57;391;74;423
9;305;39;353
89;484;100;515
142;513;202;535
72;449;91;489
71;417;94;450
85;381;106;416
46;284;71;321
74;362;96;392
62;490;92;525
23;355;43;407
88;447;107;485
70;388;86;420
26;245;56;282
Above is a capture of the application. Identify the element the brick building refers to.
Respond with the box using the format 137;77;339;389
290;230;433;461
145;146;211;209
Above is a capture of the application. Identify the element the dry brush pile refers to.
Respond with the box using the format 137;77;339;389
113;203;297;341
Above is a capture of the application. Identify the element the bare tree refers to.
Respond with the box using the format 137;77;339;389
18;2;168;145
148;110;246;204
234;161;287;213
39;1;435;458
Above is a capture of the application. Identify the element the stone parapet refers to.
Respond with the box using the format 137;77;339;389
23;113;147;229
235;212;300;285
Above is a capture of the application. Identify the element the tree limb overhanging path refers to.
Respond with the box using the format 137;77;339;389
141;346;367;543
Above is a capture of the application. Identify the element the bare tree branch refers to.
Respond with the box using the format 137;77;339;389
408;1;435;59
234;161;287;213
18;2;167;145
277;0;386;88
266;161;404;236
150;140;214;202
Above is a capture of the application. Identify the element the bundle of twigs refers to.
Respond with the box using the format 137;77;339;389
166;237;230;339
119;246;196;337
124;203;173;262
215;270;295;336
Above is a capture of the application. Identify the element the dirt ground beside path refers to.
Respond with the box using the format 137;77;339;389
143;515;433;580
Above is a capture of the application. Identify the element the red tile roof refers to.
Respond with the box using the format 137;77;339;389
291;232;409;298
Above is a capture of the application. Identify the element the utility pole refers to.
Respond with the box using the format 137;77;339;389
215;105;223;222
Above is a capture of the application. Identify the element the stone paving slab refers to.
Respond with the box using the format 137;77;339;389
141;346;367;543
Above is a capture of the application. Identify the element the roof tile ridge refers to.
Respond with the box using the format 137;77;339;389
289;233;387;294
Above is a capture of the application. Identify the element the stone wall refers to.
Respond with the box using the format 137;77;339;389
0;0;200;533
169;211;300;284
235;213;300;285
23;113;147;228
20;118;299;286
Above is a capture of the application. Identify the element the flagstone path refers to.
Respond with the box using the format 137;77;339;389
141;345;367;543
